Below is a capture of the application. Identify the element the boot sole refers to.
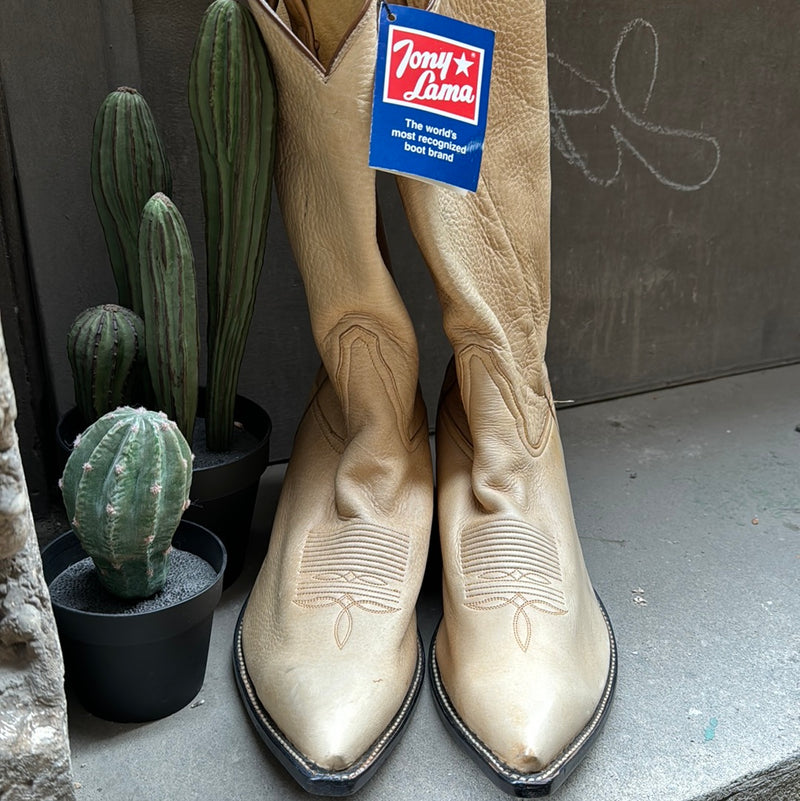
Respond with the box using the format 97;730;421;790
232;599;425;796
429;594;618;797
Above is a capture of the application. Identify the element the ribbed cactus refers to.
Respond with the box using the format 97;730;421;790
188;0;276;451
60;407;193;599
91;87;173;317
67;304;147;424
138;193;199;444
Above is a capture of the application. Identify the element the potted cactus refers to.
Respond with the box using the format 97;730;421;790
42;407;226;722
90;86;172;319
59;0;276;583
65;303;148;424
188;0;276;454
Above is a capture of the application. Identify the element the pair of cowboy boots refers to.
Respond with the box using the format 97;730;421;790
234;1;616;795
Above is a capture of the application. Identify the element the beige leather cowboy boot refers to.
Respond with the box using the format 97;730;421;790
235;2;433;794
397;0;617;794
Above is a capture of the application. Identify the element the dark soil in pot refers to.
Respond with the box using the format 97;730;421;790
49;549;217;613
42;521;226;723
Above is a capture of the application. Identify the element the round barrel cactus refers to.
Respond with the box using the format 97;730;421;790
91;87;173;316
66;304;146;424
60;407;193;599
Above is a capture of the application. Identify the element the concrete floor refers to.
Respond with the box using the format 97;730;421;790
65;365;800;800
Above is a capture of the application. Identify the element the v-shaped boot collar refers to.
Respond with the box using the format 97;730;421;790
250;0;441;77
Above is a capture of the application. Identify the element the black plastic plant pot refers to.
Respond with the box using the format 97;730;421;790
55;405;86;472
185;388;271;587
41;521;226;723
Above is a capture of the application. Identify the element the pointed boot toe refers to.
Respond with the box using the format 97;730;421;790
283;683;410;773
429;598;617;797
293;724;366;775
234;605;425;796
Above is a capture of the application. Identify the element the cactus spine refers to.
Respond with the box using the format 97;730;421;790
67;304;146;424
188;0;276;451
138;193;199;444
60;407;193;599
91;87;173;316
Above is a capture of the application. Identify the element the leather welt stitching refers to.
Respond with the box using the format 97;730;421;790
460;520;567;652
294;523;411;648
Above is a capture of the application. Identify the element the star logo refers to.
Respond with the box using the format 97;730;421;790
453;51;474;77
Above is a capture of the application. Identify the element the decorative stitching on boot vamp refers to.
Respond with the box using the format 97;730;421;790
294;523;411;648
460;519;567;651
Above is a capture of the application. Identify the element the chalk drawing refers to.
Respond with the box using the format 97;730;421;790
549;19;721;191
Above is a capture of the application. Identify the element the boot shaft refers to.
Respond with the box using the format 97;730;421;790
397;0;553;450
247;0;424;452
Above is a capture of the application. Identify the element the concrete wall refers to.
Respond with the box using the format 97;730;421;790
546;3;800;400
1;1;798;471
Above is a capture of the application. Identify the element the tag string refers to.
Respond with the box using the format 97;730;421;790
380;1;397;22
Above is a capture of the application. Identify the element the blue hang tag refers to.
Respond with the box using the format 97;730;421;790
368;3;495;193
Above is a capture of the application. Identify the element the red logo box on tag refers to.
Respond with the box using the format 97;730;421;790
382;25;485;124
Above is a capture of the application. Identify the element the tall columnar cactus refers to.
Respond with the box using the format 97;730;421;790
91;87;173;316
67;304;147;424
138;193;199;444
188;0;276;451
60;407;193;599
